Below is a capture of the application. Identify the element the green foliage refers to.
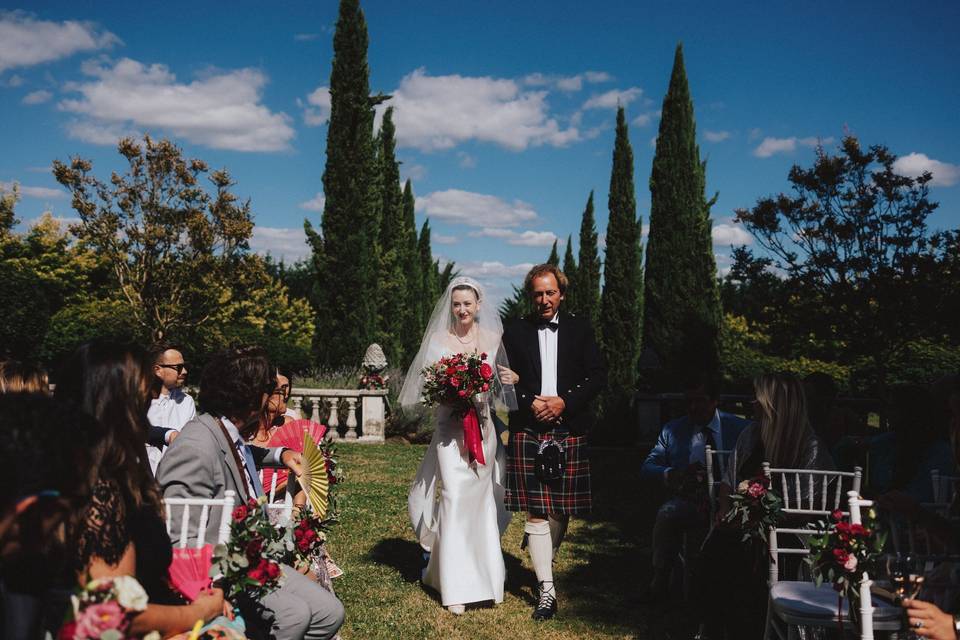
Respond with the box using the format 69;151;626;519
418;220;438;321
562;235;578;311
40;298;138;363
53;135;255;342
734;135;952;392
400;180;424;363
576;191;602;327
546;239;559;266
643;43;722;383
0;184;19;234
311;0;388;367
598;106;642;434
264;256;316;307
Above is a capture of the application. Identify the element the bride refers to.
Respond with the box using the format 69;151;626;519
399;276;517;615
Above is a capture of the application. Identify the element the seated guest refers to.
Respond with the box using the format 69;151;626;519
902;598;959;640
0;394;101;639
53;341;225;636
869;385;955;502
145;342;197;474
0;360;49;394
698;372;835;640
157;345;345;640
250;368;295;448
640;372;749;596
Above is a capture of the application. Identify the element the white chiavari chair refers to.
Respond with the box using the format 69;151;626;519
705;445;733;520
164;489;236;548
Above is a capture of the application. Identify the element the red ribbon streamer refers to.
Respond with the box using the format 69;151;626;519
462;405;485;465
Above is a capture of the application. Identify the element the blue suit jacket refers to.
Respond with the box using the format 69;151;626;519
641;411;751;485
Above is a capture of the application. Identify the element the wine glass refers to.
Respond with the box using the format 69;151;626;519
902;554;927;640
889;553;908;600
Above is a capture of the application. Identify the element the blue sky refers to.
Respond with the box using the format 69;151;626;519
2;1;958;306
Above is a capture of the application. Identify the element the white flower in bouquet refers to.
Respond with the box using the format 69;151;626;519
110;575;149;611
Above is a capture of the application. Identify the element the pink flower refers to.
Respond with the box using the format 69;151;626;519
843;555;858;572
458;390;467;397
74;601;125;638
831;509;844;522
747;482;766;498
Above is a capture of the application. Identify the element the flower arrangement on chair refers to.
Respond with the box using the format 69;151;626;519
723;474;784;546
211;496;286;602
805;507;887;632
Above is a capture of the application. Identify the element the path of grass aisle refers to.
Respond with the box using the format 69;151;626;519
327;442;684;639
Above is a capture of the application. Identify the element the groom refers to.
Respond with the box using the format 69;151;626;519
502;264;606;620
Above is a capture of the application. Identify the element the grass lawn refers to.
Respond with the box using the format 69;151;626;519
327;442;690;639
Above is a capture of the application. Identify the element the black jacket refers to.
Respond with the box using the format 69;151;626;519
502;311;606;436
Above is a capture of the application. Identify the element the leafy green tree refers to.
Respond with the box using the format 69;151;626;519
306;0;388;367
374;107;408;366
576;190;602;327
400;179;424;360
734;135;951;390
643;43;721;382
599;106;643;433
418;220;439;319
562;234;578;311
499;284;530;321
264;256;316;307
53;136;255;342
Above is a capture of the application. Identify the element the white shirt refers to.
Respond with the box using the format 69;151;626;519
537;312;560;396
688;409;723;468
220;416;259;499
146;387;196;474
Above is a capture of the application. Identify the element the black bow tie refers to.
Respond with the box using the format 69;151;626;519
537;320;559;331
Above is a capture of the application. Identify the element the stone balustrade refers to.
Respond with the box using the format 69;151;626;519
287;388;388;442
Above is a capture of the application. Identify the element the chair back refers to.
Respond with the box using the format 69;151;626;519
887;502;953;556
164;490;236;549
848;491;876;640
763;463;862;515
704;445;732;519
265;491;295;528
261;467;287;502
931;470;960;504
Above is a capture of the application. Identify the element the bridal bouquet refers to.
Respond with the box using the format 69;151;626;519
723;474;783;546
420;351;495;464
211;496;286;601
58;576;159;640
805;507;886;632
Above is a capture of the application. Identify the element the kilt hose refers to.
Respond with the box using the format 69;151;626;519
505;430;592;515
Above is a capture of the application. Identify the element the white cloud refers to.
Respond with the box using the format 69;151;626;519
298;192;325;211
59;57;294;152
249;226;311;262
704;129;731;143
0;11;120;72
631;111;659;127
456;151;476;169
382;68;579;152
0;181;66;199
65;119;138;145
432;233;458;244
555;76;583;92
402;163;427;181
893;152;960;187
712;222;752;246
299;85;330;126
5;73;24;87
416;189;538;227
454;260;536;279
582;87;642;110
522;71;611;92
753;135;832;158
584;71;613;83
468;228;557;247
21;89;51;104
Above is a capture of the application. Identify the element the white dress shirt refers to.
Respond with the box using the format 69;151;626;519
688;409;723;467
220;416;259;499
146;387;196;474
537;312;560;396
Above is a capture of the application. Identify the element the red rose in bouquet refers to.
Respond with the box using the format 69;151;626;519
211;496;285;601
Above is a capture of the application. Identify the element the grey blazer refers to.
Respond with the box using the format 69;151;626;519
156;412;283;546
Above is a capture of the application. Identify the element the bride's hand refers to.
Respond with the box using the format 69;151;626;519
498;365;519;385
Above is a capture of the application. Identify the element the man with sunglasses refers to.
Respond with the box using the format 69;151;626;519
146;343;196;473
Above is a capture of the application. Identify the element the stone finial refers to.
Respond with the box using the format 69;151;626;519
362;343;388;373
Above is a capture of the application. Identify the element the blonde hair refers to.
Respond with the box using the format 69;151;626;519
753;372;812;468
0;360;50;394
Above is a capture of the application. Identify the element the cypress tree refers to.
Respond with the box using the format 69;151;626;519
644;43;721;382
418;220;439;321
375;107;407;366
400;179;423;361
576;190;602;327
599;106;642;435
562;234;578;311
309;0;386;367
546;239;560;266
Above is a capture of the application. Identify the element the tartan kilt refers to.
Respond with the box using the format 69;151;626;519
504;430;592;515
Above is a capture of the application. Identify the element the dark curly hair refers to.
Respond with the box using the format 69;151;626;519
53;341;163;517
198;345;273;438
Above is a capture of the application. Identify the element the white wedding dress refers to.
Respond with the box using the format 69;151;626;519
407;329;511;607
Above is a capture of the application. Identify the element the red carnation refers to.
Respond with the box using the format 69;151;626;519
831;509;844;522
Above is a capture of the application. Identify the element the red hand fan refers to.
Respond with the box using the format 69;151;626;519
168;544;213;601
263;419;328;494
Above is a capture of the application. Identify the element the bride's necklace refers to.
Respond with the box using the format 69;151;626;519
453;323;477;346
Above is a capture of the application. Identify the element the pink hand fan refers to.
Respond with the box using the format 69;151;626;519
263;419;328;495
168;544;214;601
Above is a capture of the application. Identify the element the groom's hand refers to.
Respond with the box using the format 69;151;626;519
533;395;565;423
